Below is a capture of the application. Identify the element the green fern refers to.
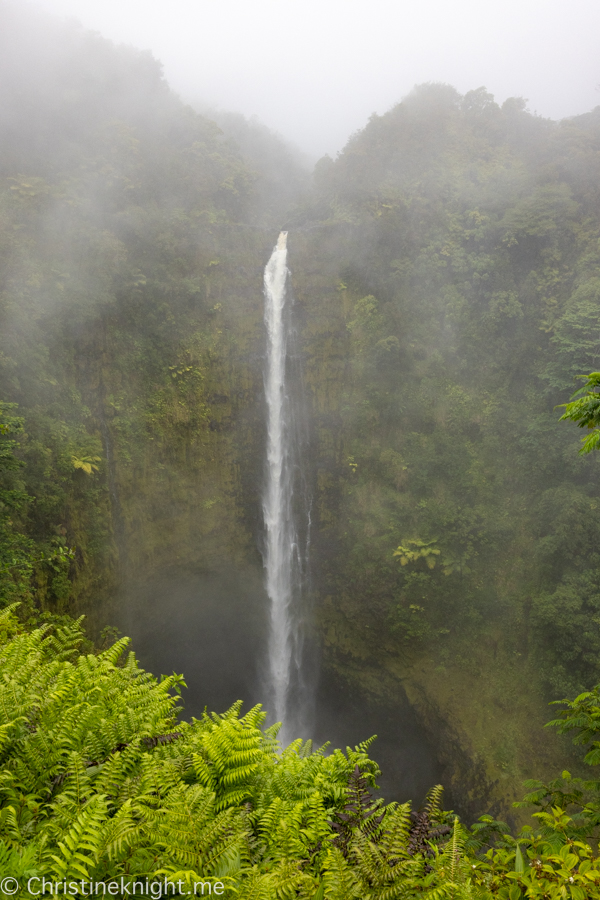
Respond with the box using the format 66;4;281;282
48;794;108;879
2;605;596;897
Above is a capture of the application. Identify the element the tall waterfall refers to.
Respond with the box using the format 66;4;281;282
263;231;306;744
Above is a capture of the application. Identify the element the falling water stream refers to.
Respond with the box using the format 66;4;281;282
263;231;302;743
121;230;443;803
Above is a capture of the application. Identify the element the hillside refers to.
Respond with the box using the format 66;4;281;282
2;3;600;820
289;84;600;812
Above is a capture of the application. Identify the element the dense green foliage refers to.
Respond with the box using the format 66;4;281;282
0;401;79;614
0;403;33;606
292;83;600;700
3;0;600;819
274;86;600;804
0;603;444;894
0;2;286;617
560;373;600;454
6;604;600;897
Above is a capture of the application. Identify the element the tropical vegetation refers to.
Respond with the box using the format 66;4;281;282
4;0;600;883
4;597;600;896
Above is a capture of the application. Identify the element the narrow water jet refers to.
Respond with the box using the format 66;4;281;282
262;231;305;744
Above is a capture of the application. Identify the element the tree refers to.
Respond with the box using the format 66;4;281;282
559;372;600;453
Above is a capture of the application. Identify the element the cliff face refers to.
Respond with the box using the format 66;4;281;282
0;3;277;617
3;7;600;818
284;88;600;813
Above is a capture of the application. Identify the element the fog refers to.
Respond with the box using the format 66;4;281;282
120;568;442;805
29;0;600;158
3;0;600;828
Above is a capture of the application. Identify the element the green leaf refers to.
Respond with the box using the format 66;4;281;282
514;843;525;874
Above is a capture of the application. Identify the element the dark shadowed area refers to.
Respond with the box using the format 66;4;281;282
312;672;445;807
119;568;270;716
119;566;444;807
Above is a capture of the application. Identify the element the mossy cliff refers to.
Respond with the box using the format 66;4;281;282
286;89;600;813
0;5;280;619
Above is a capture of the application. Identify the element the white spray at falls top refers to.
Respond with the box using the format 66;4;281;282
262;231;304;743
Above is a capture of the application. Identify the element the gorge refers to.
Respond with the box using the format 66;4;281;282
3;0;600;836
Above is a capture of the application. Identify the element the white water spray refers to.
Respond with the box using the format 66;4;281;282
263;231;298;742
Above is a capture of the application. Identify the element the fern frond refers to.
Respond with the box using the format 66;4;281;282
425;784;445;819
322;846;362;899
48;793;109;879
97;636;131;666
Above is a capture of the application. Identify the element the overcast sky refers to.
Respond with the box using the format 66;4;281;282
32;0;600;160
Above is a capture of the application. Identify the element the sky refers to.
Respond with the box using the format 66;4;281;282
32;0;600;160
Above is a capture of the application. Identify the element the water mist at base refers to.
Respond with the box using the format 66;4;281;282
117;567;444;808
262;231;308;744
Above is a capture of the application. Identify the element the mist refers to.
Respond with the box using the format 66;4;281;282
4;0;600;869
28;0;600;158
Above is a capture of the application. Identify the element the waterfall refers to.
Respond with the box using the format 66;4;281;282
262;231;305;744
